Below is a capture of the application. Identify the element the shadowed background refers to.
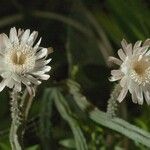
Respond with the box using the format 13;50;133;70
0;0;149;149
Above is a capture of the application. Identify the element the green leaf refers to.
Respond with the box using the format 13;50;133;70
135;119;149;131
0;143;10;150
59;138;76;149
39;88;54;150
51;88;88;150
26;145;39;150
67;79;150;148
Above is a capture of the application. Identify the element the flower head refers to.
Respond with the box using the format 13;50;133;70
0;27;51;94
109;39;150;105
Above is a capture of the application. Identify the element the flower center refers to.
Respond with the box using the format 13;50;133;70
130;56;150;85
5;45;36;74
12;52;26;65
132;58;149;76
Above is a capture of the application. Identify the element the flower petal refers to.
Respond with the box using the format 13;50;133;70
124;43;132;57
21;29;30;44
36;48;48;60
14;82;22;92
9;27;19;44
35;58;52;68
108;56;122;66
33;66;51;73
137;46;149;55
26;75;41;85
2;33;12;49
117;49;126;61
39;74;50;80
34;38;42;50
121;39;128;50
144;90;150;105
7;79;15;89
117;86;128;102
109;75;122;82
135;86;143;105
133;40;142;52
120;76;127;87
0;79;8;91
143;39;150;47
27;31;38;46
131;91;138;104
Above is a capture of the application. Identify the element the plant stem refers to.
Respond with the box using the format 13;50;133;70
24;93;34;120
9;88;35;150
9;91;24;150
107;84;121;117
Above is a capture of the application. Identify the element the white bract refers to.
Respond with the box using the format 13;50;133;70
109;39;150;105
0;27;51;94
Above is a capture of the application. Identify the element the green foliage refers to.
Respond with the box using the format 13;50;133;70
35;80;150;149
96;0;150;45
0;142;10;150
59;138;76;149
26;145;40;150
67;80;150;148
53;88;88;150
0;0;149;149
39;89;53;150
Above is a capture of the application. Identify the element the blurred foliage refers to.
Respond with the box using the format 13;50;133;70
0;0;149;149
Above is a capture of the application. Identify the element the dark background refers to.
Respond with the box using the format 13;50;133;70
0;0;149;149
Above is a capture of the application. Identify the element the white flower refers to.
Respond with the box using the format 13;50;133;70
109;39;150;105
0;27;51;94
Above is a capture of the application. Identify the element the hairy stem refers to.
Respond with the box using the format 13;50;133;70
24;93;34;120
9;87;35;150
9;91;24;150
107;84;121;117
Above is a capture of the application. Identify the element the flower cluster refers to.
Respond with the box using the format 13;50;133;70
109;39;150;105
0;27;51;94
